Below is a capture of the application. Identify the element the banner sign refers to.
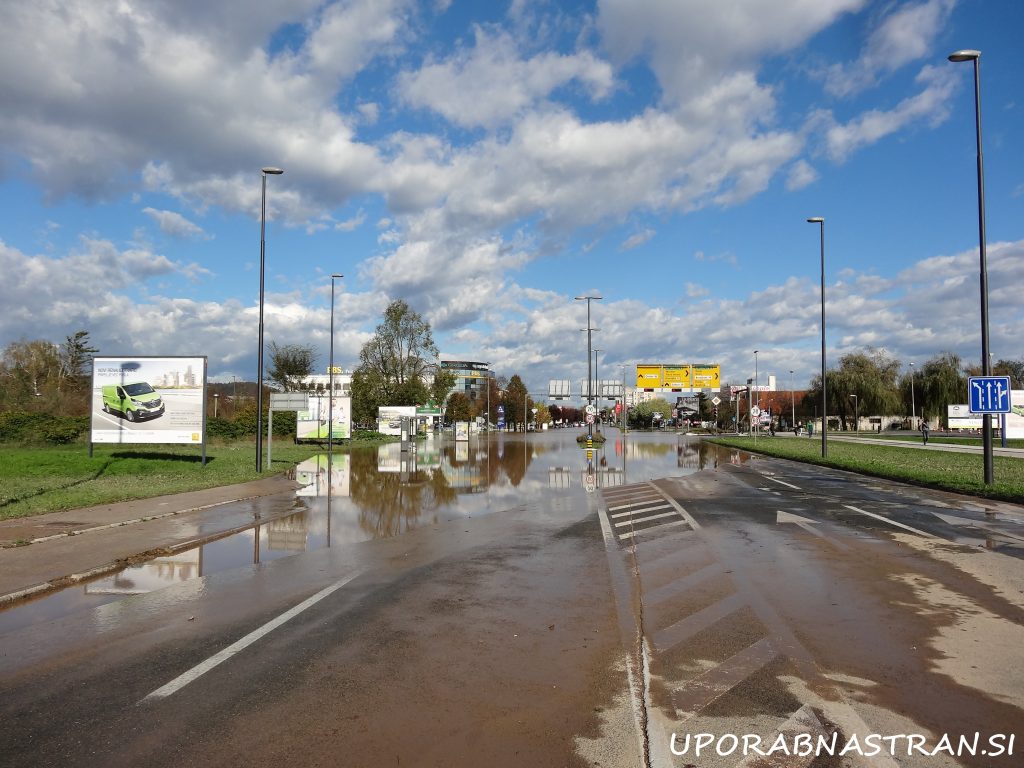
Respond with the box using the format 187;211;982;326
297;395;351;440
91;356;206;444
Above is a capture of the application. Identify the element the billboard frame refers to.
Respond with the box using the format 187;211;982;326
89;355;208;464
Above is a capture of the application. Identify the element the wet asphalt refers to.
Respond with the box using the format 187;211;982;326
1;430;1023;767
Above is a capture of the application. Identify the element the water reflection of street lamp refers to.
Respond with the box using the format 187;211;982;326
256;166;284;472
328;273;343;457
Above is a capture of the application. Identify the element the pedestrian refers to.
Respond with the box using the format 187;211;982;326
921;421;930;445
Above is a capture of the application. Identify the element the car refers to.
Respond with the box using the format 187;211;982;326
101;382;165;421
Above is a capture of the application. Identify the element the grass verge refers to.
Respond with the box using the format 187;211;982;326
0;435;393;521
708;436;1024;503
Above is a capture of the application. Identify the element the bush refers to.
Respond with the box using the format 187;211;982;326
0;411;89;444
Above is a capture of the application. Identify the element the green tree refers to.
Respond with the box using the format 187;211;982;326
446;392;474;422
502;375;529;431
354;299;439;410
429;367;457;410
267;341;317;391
58;331;98;391
1;339;60;410
919;352;967;425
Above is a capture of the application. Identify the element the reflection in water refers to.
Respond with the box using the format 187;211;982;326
0;433;749;636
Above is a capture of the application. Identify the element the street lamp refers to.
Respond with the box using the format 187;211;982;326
909;362;916;430
849;394;858;433
948;48;994;485
256;166;284;472
754;350;759;409
807;216;827;457
593;348;603;414
213;393;219;418
575;294;602;439
328;273;343;456
789;369;795;429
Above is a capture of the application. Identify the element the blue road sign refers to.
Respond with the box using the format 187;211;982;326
968;376;1012;414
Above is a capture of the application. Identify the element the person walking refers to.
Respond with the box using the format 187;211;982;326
921;421;930;445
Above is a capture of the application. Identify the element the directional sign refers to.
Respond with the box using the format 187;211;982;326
759;413;771;425
968;376;1012;414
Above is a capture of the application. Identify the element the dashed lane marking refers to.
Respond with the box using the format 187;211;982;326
843;504;937;538
765;475;801;490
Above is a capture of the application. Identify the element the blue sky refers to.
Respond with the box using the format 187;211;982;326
1;0;1021;395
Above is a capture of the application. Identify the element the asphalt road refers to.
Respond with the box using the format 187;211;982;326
2;433;1022;767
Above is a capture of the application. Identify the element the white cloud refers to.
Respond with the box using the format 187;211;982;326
824;0;957;97
397;27;614;130
818;65;956;163
142;207;209;239
786;159;819;191
620;229;655;251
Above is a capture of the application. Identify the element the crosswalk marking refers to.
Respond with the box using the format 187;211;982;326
653;592;746;651
613;511;677;528
672;637;779;720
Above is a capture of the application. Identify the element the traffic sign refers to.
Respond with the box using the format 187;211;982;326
711;396;721;406
586;413;595;424
750;406;761;417
759;413;771;425
584;405;597;415
968;376;1011;414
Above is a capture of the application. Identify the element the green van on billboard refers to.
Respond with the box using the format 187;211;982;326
101;382;165;421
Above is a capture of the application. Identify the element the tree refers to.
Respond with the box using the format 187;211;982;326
429;367;457;411
267;341;317;391
502;375;529;431
354;299;439;408
446;392;474;423
58;331;98;392
1;339;60;410
919;352;967;424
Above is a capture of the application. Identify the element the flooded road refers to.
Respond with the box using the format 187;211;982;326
2;431;1022;767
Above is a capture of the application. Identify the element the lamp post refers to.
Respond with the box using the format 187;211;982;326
593;348;603;416
256;166;284;472
909;362;916;430
789;369;795;429
849;394;858;433
619;364;628;433
328;273;343;456
948;49;994;485
575;294;602;439
213;393;219;418
754;350;759;408
807;216;827;457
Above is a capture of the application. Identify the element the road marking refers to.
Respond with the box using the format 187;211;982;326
141;571;361;702
776;511;850;551
614;511;677;528
673;637;778;720
610;502;670;518
765;475;801;490
644;562;724;608
653;592;746;651
843;505;937;538
929;511;1024;543
618;519;690;540
608;497;662;511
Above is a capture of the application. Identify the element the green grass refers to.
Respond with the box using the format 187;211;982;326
708;436;1024;503
837;433;1024;449
0;435;392;520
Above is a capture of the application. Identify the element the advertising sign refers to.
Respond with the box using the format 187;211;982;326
377;406;416;436
91;356;206;444
947;404;982;430
636;365;663;389
455;421;470;441
297;396;351;440
1008;391;1024;439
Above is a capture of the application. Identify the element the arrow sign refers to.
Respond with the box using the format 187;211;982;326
929;511;1024;543
968;376;1011;413
776;511;849;550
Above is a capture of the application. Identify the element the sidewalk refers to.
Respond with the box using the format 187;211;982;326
0;475;303;606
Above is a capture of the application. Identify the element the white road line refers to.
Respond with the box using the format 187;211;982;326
843;505;937;539
607;497;662;511
610;503;670;519
765;476;801;490
141;571;361;703
618;519;691;540
614;511;677;528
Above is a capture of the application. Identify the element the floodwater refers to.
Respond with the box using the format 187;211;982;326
0;431;744;635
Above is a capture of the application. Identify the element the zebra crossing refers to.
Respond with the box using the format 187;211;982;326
600;482;695;543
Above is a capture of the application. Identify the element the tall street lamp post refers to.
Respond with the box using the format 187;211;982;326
807;217;827;457
754;350;759;409
909;362;916;430
328;273;343;456
593;348;603;417
949;49;994;485
575;295;602;439
256;166;284;472
789;369;795;429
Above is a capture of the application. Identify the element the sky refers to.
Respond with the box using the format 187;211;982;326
1;0;1022;397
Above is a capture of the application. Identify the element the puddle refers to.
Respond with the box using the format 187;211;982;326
0;432;742;636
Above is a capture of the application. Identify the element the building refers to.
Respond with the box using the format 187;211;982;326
296;371;352;396
439;360;494;406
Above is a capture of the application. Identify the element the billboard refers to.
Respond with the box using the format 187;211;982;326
549;379;572;399
952;392;1024;437
297;395;351;440
692;364;721;388
91;356;206;444
377;406;416;436
662;365;691;389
